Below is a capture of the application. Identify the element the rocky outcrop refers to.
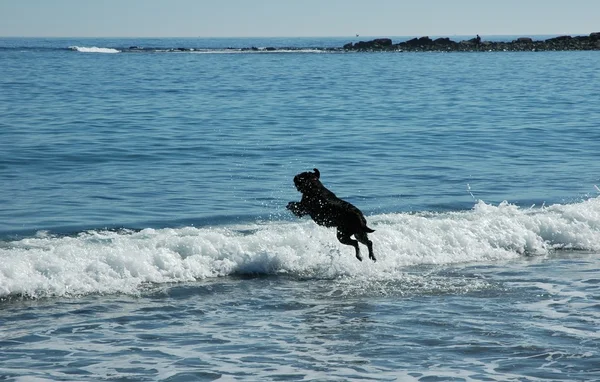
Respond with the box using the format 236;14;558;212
342;32;600;52
344;38;392;50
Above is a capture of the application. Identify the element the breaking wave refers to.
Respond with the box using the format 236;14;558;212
69;46;120;53
1;198;599;299
65;46;330;54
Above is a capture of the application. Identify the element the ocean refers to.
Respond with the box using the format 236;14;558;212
1;37;599;381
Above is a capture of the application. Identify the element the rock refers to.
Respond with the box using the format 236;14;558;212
402;36;433;47
590;32;600;40
515;37;533;43
372;38;392;46
461;37;482;45
403;37;419;46
351;41;370;49
433;37;452;44
351;38;393;50
432;38;458;49
546;35;572;43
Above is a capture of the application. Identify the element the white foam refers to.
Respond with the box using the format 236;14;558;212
2;197;600;298
69;46;120;54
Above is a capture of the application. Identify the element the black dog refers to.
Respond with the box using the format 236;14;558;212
286;168;376;262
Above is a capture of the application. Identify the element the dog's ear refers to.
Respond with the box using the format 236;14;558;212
313;168;320;179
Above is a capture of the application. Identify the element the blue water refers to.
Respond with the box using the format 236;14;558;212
1;37;600;381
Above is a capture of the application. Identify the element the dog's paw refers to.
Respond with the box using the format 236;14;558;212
286;202;304;217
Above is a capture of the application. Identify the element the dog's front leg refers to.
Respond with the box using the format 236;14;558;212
286;202;308;217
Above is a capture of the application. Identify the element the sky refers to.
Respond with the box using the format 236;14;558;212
0;0;598;38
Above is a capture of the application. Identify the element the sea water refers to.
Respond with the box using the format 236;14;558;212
0;37;599;381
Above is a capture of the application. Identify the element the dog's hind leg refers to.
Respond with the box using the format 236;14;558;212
355;231;376;262
337;228;362;261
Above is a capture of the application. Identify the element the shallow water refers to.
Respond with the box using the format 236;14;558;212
2;252;599;381
1;37;599;380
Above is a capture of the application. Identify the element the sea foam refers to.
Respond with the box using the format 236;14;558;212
1;197;600;299
69;46;120;54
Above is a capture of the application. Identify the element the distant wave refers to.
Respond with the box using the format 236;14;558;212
2;197;600;299
69;46;120;53
66;46;331;54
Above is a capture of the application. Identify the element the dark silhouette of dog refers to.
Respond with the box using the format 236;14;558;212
286;168;376;262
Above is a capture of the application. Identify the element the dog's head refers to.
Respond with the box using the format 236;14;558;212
293;168;321;193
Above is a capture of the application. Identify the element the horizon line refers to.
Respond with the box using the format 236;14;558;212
0;32;596;39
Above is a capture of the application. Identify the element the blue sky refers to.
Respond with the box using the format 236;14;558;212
1;0;598;37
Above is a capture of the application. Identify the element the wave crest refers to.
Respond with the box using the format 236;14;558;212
69;46;120;53
2;197;600;299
